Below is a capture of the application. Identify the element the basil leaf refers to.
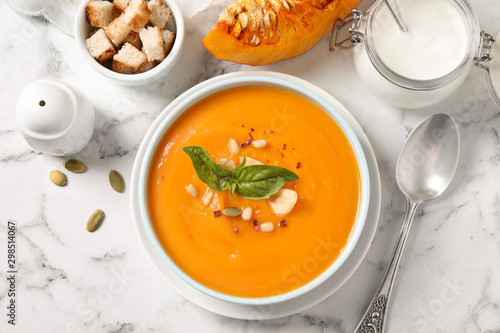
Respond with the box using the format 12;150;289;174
233;156;247;171
182;146;232;191
183;146;299;200
233;165;299;200
220;176;238;199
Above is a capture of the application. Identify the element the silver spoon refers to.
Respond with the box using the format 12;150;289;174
384;0;409;32
355;113;459;332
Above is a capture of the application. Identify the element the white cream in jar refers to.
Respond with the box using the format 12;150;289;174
371;0;468;80
352;0;480;109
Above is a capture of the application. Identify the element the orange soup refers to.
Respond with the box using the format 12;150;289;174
148;86;361;298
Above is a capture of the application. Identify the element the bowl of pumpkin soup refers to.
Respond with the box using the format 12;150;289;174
131;71;370;305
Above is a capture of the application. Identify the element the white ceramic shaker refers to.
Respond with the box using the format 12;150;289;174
16;80;95;156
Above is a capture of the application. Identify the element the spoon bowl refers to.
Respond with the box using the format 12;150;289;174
355;113;459;332
396;113;460;202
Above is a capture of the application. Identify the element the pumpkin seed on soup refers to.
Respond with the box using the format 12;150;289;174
64;159;87;173
109;170;125;193
222;207;243;217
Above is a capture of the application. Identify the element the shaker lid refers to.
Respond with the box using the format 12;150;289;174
16;80;76;138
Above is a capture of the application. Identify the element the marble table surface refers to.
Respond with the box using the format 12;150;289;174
1;0;500;332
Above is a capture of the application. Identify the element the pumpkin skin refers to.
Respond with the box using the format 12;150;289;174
202;0;362;66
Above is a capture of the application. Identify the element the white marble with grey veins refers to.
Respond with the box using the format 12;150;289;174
1;0;500;332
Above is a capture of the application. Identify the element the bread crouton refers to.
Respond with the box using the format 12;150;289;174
137;61;157;73
86;28;116;63
113;42;148;72
139;26;165;62
148;0;172;29
104;16;132;46
162;29;175;55
113;0;130;13
122;0;151;32
112;60;135;74
123;31;142;50
86;1;114;28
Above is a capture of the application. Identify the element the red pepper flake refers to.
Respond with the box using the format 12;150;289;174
266;159;270;163
233;228;239;234
280;152;284;158
250;128;255;132
270;130;274;134
279;219;287;227
253;225;261;231
253;219;259;226
240;132;254;148
282;144;286;150
214;210;222;218
160;175;164;179
296;162;301;169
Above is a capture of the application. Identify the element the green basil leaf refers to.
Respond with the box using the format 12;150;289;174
182;146;232;191
219;176;238;199
183;146;299;200
233;165;299;200
233;156;247;171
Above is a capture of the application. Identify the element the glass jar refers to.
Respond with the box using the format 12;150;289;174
330;0;499;109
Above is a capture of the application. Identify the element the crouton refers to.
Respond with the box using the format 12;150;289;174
162;29;175;55
104;16;132;46
112;60;135;74
137;61;157;73
148;0;172;29
113;0;130;13
122;0;151;32
123;31;142;50
139;26;165;62
86;28;116;63
86;1;114;28
113;42;148;72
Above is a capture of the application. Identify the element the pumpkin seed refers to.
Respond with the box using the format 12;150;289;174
87;209;104;232
49;170;67;186
222;207;243;217
64;160;87;173
109;170;125;193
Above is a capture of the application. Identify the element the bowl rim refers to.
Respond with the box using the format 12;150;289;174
74;0;185;85
131;71;371;306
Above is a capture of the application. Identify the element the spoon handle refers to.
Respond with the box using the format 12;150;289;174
384;0;409;32
354;199;419;333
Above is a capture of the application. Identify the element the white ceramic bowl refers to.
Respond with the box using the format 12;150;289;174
130;72;371;306
74;0;184;86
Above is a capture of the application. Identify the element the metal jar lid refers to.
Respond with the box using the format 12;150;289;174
475;30;500;108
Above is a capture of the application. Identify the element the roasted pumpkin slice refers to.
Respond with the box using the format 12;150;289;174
202;0;362;66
